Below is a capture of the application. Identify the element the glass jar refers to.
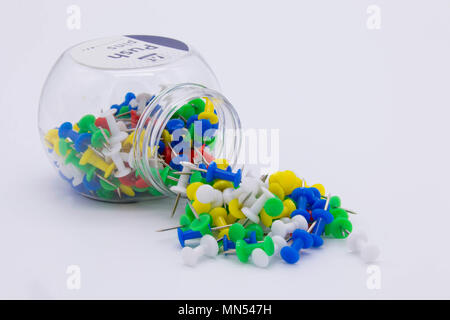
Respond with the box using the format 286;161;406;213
38;35;242;202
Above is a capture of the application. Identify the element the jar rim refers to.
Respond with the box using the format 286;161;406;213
132;83;242;197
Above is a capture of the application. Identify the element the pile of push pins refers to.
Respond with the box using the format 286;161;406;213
43;92;219;201
159;163;381;267
43;90;379;267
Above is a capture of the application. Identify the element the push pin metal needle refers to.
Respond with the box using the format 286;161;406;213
187;200;200;219
156;223;233;233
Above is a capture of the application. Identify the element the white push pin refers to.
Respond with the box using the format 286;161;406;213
101;109;129;145
181;234;219;266
272;235;288;256
135;93;152;115
251;248;269;268
240;176;264;197
347;231;380;263
241;187;275;223
238;191;256;207
102;144;131;178
271;215;308;238
223;186;250;204
169;164;192;217
196;184;223;208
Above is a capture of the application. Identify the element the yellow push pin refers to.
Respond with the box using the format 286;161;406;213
79;148;115;178
227;193;252;222
186;182;204;201
260;198;296;227
212;180;233;191
119;184;135;197
209;207;230;239
44;129;62;155
268;182;285;200
198;97;218;124
161;129;171;145
192;199;211;215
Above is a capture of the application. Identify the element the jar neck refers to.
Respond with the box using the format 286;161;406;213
132;83;242;196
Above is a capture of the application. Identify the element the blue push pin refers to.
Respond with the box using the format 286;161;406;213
170;154;190;172
120;92;136;107
83;175;101;191
204;162;242;188
290;187;318;221
58;122;92;152
177;228;202;247
158;140;166;155
186;114;198;128
166;119;185;134
110;92;136;114
310;195;334;247
280;229;314;264
222;232;257;252
311;198;326;211
72;182;87;194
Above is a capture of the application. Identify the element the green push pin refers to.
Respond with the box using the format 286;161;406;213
330;208;348;219
60;141;96;181
228;223;246;242
58;139;72;157
189;98;206;114
78;114;111;148
190;213;213;235
174;103;196;120
189;171;207;184
96;188;115;200
326;195;358;215
99;177;119;191
325;217;353;239
263;197;284;217
234;236;275;263
147;187;163;196
184;201;198;221
117;106;131;118
245;223;264;241
204;136;216;148
179;214;194;232
325;208;352;239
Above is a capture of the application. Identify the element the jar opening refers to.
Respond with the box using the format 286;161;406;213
132;83;242;196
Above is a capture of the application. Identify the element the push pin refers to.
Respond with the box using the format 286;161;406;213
271;215;309;238
309;195;334;247
78;115;111;148
58;122;92;152
102;143;131;178
280;229;314;264
347;231;380;263
195;184;223;208
241;187;282;223
79;147;115;178
169;164;192;217
181;234;219;266
223;236;275;263
198;97;218;124
101;109;128;145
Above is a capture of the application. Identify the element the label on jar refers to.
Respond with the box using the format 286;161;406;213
70;35;190;69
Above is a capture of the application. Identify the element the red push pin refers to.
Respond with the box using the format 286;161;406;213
118;171;139;187
95;117;110;131
130;110;140;128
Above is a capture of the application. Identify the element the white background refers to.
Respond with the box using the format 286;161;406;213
1;0;449;299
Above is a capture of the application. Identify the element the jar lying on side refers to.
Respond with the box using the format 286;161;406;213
38;35;242;202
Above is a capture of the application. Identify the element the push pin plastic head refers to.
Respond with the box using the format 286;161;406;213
181;234;219;266
347;232;380;263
